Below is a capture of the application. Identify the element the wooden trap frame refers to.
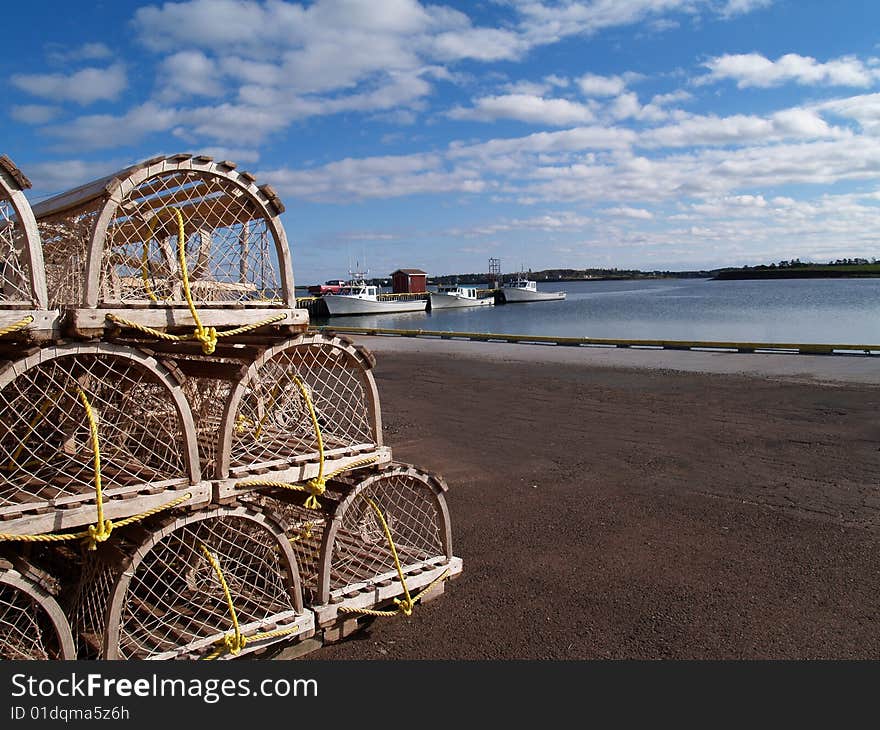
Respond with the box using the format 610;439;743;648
171;332;391;502
0;343;210;538
0;155;56;342
30;153;308;343
68;505;314;660
245;463;462;635
0;557;76;659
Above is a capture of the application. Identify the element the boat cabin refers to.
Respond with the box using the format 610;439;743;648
505;277;537;292
337;281;379;299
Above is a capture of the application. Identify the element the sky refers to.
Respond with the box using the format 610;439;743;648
5;1;880;284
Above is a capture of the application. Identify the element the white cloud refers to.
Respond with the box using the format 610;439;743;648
719;0;773;17
10;105;61;124
261;152;486;202
44;102;178;149
578;73;627;97
23;158;130;197
11;64;127;105
605;206;654;219
46;42;113;64
431;28;528;61
156;51;224;100
703;53;878;88
449;126;636;161
448;94;595;125
640;108;844;147
819;92;880;134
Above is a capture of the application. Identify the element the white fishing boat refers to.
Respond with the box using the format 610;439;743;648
429;284;494;309
501;274;566;302
323;274;428;316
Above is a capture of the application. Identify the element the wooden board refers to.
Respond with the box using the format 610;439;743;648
311;556;463;627
217;446;392;500
0;482;211;537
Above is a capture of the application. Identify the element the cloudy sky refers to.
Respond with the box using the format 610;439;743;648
5;0;880;283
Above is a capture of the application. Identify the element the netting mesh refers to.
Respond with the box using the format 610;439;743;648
39;218;92;309
329;472;445;595
247;469;446;603
0;196;33;303
246;496;329;603
0;576;62;659
102;171;280;305
72;511;299;660
228;342;376;471
181;374;234;478
0;353;189;512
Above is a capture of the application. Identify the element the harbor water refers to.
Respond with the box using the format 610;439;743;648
309;278;880;345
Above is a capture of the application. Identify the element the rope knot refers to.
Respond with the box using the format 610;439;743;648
234;414;254;435
85;519;113;551
222;633;247;656
394;597;414;616
303;477;325;510
197;326;218;354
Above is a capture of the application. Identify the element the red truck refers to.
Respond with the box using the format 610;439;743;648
307;279;347;295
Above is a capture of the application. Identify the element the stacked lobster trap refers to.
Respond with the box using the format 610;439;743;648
0;153;461;660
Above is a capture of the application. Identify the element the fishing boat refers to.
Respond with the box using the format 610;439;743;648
501;274;566;303
323;273;428;316
429;284;494;309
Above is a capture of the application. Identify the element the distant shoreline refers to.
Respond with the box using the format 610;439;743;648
713;267;880;280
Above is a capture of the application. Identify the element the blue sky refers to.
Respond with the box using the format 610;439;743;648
5;1;880;284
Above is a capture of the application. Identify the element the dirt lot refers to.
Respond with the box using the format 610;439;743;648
313;340;879;659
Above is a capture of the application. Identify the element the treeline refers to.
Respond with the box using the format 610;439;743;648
431;267;711;284
714;258;880;280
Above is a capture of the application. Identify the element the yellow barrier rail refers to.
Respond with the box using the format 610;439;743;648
313;326;880;357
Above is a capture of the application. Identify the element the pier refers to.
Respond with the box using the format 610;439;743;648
314;325;880;357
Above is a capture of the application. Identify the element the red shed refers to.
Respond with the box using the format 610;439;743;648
390;268;427;293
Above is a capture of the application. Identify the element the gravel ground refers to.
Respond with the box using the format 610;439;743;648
306;339;880;660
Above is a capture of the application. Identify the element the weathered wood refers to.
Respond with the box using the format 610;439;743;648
312;557;462;627
0;157;48;310
0;568;77;659
217;447;392;499
69;306;306;336
102;505;308;659
0;483;211;536
0;342;204;534
314;464;454;605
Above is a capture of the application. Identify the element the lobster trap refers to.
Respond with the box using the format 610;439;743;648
246;463;461;631
0;155;56;342
30;153;308;342
70;505;313;660
0;343;210;538
173;332;391;501
0;557;76;659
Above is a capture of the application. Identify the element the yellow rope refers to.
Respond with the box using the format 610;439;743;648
294;377;325;508
199;542;303;660
106;311;286;352
199;543;244;658
336;498;451;619
76;389;113;548
236;455;379;509
0;492;191;548
0;315;34;338
114;206;287;353
0;386;192;550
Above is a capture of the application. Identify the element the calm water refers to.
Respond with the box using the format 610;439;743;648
312;278;880;345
